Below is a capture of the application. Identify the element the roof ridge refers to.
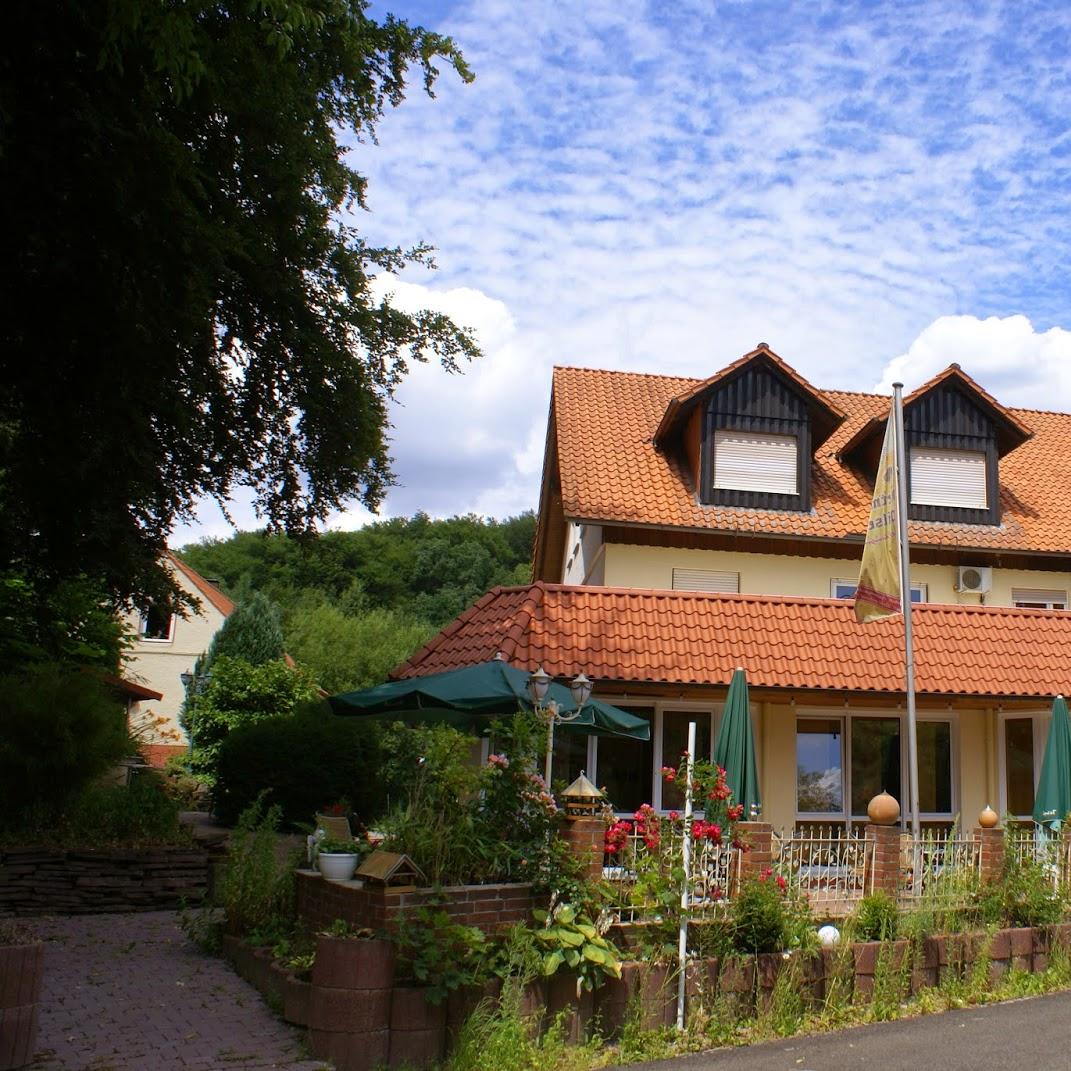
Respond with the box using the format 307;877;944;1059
167;552;236;617
554;365;698;384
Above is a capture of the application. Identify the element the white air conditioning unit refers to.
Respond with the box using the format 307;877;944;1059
957;566;992;594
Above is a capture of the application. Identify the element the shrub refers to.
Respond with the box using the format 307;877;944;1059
185;656;320;781
853;892;899;943
214;705;383;825
0;663;128;818
994;857;1064;928
219;797;295;935
730;871;789;953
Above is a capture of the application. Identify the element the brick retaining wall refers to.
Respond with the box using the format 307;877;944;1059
295;869;538;933
0;847;210;916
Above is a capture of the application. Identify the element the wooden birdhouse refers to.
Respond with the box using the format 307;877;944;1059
355;850;426;887
561;772;603;819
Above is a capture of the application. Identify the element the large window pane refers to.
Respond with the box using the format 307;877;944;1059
917;722;952;814
661;710;712;811
1005;718;1035;816
597;708;654;814
797;719;843;813
550;729;588;790
851;718;901;816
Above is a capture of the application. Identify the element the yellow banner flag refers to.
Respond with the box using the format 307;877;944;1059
855;416;902;623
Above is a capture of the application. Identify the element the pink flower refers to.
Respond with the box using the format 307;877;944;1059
487;753;509;769
668;810;680;821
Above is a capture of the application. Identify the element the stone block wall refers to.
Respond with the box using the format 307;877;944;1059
0;848;209;916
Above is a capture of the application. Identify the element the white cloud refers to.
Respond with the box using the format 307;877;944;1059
876;315;1071;410
172;1;1071;543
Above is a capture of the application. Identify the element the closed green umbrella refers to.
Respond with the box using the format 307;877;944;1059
712;667;761;817
1033;694;1071;830
328;658;650;741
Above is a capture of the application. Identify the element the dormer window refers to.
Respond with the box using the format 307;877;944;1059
909;447;987;510
713;430;798;495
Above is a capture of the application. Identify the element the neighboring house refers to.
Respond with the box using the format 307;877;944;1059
122;552;235;767
394;343;1071;832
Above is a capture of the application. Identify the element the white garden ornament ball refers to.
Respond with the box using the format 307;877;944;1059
818;925;841;947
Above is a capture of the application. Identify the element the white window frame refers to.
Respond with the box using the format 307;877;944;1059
591;700;724;815
909;447;987;509
138;605;175;643
795;707;957;827
713;430;798;496
997;709;1050;819
831;579;928;603
1012;589;1068;610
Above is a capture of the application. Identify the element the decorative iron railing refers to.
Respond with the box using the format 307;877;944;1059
773;824;874;911
897;827;980;905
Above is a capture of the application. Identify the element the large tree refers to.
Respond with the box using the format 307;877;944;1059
0;1;478;607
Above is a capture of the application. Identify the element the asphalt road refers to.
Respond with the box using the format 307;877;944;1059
629;990;1071;1070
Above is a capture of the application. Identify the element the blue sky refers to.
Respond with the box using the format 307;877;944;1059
173;0;1071;543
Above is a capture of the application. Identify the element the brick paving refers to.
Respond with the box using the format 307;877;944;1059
26;911;329;1071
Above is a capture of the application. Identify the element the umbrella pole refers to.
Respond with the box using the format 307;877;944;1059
677;721;696;1031
544;704;556;786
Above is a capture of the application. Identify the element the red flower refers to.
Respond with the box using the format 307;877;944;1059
661;766;676;783
776;874;787;892
668;810;680;821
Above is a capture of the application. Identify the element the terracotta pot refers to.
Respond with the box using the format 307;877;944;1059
312;936;395;990
979;805;999;829
0;941;44;1071
389;987;446;1069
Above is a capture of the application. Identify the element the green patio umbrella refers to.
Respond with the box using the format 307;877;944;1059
712;667;761;817
1032;694;1071;830
328;658;650;741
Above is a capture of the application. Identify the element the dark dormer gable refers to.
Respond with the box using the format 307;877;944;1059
654;344;846;512
840;364;1033;527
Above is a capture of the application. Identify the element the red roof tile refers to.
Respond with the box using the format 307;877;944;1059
551;363;1071;554
395;582;1071;701
167;553;236;617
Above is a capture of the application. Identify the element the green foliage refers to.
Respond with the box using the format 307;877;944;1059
2;1;477;607
980;855;1066;928
204;592;285;670
0;775;189;849
379;714;562;887
532;902;622;992
729;874;789;954
853;892;899;943
185;656;320;781
284;599;434;692
0;571;128;674
315;836;366;855
219;797;295;935
182;512;536;632
213;705;383;825
394;908;489;1004
0;664;129;819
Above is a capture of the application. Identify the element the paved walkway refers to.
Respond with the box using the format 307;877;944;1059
632;989;1071;1070
27;912;328;1071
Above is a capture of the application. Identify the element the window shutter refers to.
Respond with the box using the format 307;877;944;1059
713;431;797;494
1012;588;1067;609
671;568;740;593
909;448;987;509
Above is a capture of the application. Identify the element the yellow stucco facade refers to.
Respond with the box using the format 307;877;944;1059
599;541;1071;609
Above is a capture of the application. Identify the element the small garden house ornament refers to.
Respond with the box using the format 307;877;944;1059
561;772;603;818
356;850;426;887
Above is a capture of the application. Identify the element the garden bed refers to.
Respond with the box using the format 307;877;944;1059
295;869;539;934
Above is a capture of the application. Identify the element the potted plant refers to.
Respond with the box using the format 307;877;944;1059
315;837;362;881
0;920;44;1071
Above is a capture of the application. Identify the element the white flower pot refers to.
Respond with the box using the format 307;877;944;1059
317;852;359;881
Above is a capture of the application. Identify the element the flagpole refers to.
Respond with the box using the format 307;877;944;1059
892;383;921;839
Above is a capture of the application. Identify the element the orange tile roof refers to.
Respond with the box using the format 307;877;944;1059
167;552;236;617
551;363;1071;554
394;582;1071;700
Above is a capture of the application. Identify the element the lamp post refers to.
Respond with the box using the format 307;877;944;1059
527;667;595;786
180;669;212;757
